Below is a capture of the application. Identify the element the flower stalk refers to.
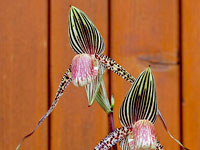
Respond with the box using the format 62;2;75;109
94;75;118;150
108;112;118;150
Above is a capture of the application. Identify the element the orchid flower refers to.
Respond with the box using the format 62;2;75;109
94;68;189;150
16;6;135;149
69;6;135;105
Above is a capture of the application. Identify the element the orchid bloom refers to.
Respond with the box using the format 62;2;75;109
16;6;135;149
68;6;134;105
94;68;188;150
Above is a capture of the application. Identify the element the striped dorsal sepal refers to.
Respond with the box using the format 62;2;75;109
16;66;72;150
69;6;105;55
95;54;135;83
94;127;131;150
119;67;158;127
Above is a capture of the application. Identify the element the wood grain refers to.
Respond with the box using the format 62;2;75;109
1;1;199;149
182;0;200;149
50;0;109;149
110;0;180;149
0;0;48;149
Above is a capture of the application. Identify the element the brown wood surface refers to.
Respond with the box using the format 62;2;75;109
0;0;199;150
182;0;200;149
110;0;181;149
50;0;108;149
0;0;48;150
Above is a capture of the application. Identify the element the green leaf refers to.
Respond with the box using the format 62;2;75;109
111;95;115;110
95;79;112;113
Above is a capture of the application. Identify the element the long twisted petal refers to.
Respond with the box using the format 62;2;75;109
69;6;105;55
158;110;189;150
16;66;72;150
119;67;158;127
95;54;135;83
94;127;131;150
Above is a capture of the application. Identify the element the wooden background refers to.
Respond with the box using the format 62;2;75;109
0;0;199;149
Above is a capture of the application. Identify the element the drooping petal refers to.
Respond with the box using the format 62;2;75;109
94;127;131;150
158;110;189;150
69;6;105;55
95;54;135;83
119;67;158;127
16;66;72;150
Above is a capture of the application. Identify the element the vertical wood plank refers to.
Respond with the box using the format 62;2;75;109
50;0;108;149
182;1;200;149
0;0;48;150
110;0;180;149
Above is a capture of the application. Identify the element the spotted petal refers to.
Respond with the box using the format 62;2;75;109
119;67;158;127
69;6;105;55
16;66;72;150
95;54;135;83
94;127;131;150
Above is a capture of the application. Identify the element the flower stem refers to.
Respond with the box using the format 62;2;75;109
108;112;118;150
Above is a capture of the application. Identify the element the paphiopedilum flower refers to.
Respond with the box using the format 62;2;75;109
94;68;188;150
68;6;135;105
17;6;134;149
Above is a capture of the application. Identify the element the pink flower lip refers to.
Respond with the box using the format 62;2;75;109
128;120;157;150
71;54;98;87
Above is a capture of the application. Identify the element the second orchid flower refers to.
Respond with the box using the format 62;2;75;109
94;68;188;150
